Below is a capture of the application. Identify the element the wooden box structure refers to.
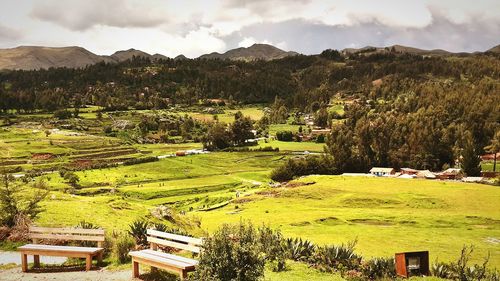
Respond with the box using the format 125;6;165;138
395;251;429;277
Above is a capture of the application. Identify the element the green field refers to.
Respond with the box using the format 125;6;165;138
2;115;499;279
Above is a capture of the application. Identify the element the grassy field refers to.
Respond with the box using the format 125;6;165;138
258;139;325;152
2;110;499;279
197;176;500;267
181;107;264;123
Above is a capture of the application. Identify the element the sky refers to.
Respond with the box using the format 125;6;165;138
0;0;499;58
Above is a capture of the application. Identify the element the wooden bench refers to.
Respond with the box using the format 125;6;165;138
18;226;105;272
129;229;202;280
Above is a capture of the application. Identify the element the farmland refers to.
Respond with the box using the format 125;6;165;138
1;121;499;270
0;103;499;281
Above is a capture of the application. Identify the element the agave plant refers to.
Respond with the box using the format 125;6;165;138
285;237;315;262
128;219;149;247
431;261;453;279
313;240;361;272
361;257;396;279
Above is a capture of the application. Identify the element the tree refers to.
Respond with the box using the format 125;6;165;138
203;123;232;150
230;113;254;145
461;135;481;177
64;172;80;187
0;174;49;227
315;107;329;128
484;131;500;172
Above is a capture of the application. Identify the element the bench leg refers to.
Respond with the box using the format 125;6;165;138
21;253;28;272
33;255;40;268
132;259;140;278
97;252;103;266
180;270;188;280
85;255;92;271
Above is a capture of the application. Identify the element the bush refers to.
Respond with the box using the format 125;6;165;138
123;156;159;166
258;225;287;272
193;222;265;281
431;245;499;281
111;232;135;264
53;109;73;119
276;131;293;141
128;219;149;248
312;240;361;273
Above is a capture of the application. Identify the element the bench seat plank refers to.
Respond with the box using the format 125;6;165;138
141;249;198;266
129;250;196;270
19;244;103;255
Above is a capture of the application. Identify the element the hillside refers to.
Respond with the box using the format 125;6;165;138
110;48;153;61
199;43;298;61
342;44;451;56
487;44;500;53
0;46;113;70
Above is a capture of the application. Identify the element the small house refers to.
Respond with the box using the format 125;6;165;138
436;168;462;180
401;168;419;175
310;129;331;137
370;167;395;177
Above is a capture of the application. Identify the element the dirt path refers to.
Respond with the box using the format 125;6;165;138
0;267;134;281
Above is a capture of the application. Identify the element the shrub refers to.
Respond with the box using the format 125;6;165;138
360;257;395;280
128;219;149;248
276;131;293;141
312;240;361;273
284;237;315;262
258;225;287;272
431;245;498;281
193;222;265;281
111;232;135;264
123;156;159;166
53;109;73;119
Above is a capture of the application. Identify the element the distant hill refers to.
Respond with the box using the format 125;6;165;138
199;44;298;61
110;48;153;61
174;54;188;60
0;46;113;70
486;44;500;53
342;44;451;56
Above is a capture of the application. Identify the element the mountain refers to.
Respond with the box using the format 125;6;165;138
486;44;500;53
0;46;113;70
342;44;451;56
174;54;188;60
199;44;298;61
110;48;153;61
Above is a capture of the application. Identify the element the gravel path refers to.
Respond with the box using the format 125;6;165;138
0;267;134;281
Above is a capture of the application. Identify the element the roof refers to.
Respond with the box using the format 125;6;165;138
370;167;395;173
439;168;462;175
401;168;418;172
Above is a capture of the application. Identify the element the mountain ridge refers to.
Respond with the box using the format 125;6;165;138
1;43;498;70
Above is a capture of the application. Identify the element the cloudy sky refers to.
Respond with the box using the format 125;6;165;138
0;0;499;57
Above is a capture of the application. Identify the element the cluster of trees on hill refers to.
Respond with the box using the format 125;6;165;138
1;50;499;173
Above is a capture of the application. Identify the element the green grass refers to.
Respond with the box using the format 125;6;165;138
481;160;497;172
258;139;325;152
181;107;264;124
197;175;500;267
269;124;302;135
